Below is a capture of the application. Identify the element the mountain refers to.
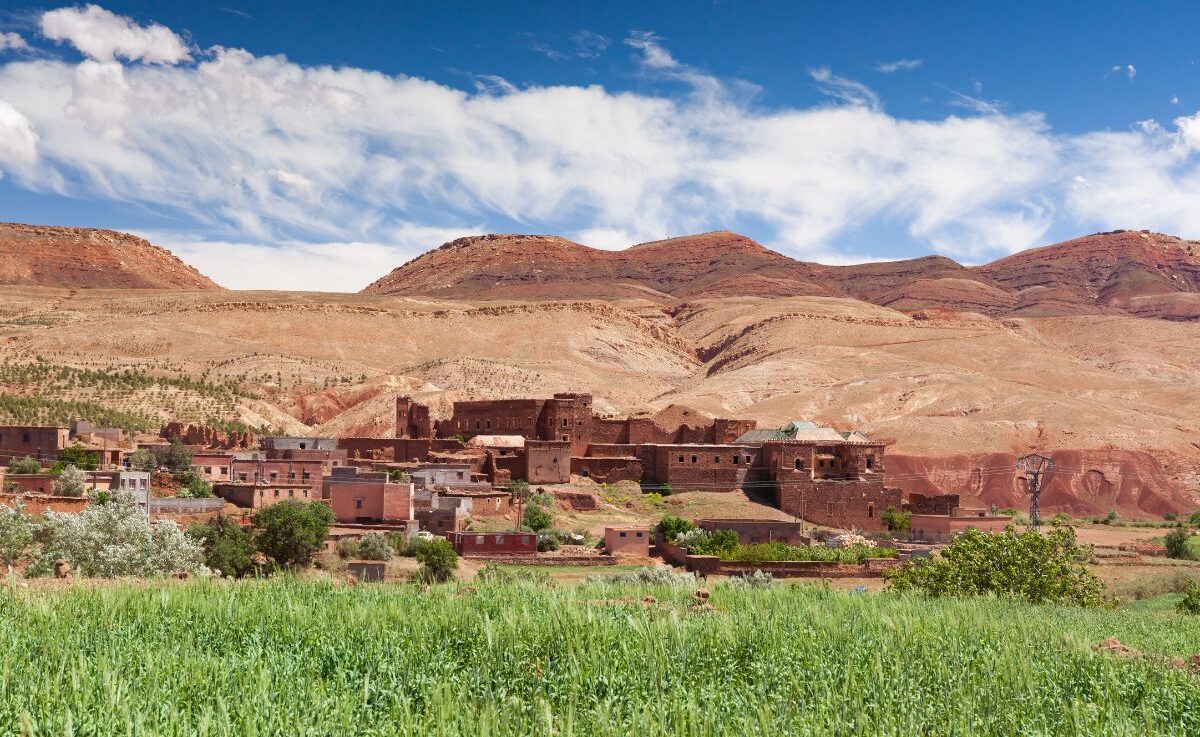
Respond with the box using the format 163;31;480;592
975;230;1200;319
362;231;834;300
366;228;1200;321
0;223;219;290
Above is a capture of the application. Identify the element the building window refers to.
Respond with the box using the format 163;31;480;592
288;490;294;498
866;457;874;470
355;498;363;509
732;456;740;465
270;472;278;480
288;472;295;480
678;455;684;463
475;535;485;544
302;472;310;480
220;467;227;475
239;473;248;482
299;443;307;450
22;432;30;442
714;456;720;463
795;459;803;470
561;436;568;441
868;503;875;519
635;531;643;538
691;455;698;464
457;472;464;479
619;531;627;538
562;418;568;427
204;466;212;475
494;535;503;544
273;490;280;498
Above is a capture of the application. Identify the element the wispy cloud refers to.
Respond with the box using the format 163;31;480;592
0;31;28;52
809;67;880;109
528;30;610;61
218;7;255;21
875;58;922;74
1107;63;1136;80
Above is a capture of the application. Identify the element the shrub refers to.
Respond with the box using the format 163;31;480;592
522;502;553;533
1164;524;1196;560
357;533;395;561
686;529;739;557
253;500;335;569
6;456;40;475
29;490;205;578
127;448;157;472
385;532;409;556
413;538;457;582
585;565;696;586
536;532;560;552
58;444;99;471
386;470;410;483
155;441;193;474
884;525;1107;607
1177;582;1200;615
656;515;695;543
1190;510;1200;527
881;505;911;533
673;528;710;550
51;465;87;497
0;501;34;567
186;515;257;577
336;539;361;559
1101;509;1118;525
176;476;214;499
1164;512;1178;522
724;570;776;589
475;562;550;585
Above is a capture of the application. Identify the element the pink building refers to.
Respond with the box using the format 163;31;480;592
215;482;315;509
909;508;1013;543
192;452;236;482
604;526;651;556
448;531;537;556
322;467;414;524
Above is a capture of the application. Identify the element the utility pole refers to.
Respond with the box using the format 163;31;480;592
1017;453;1053;528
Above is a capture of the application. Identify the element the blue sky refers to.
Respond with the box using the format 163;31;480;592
0;1;1198;289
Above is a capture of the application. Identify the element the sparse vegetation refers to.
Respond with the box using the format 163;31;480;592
881;505;911;533
6;456;40;475
1164;524;1196;560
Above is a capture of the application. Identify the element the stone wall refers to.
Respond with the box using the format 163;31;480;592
525;440;571;484
776;478;901;532
0;492;89;515
570;455;643;483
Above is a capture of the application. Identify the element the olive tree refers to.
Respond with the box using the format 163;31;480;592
51;465;88;497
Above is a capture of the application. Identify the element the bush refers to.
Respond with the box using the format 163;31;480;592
155;441;193;474
686;529;740;557
1164;524;1196;560
1164;512;1178;522
1177;582;1200;615
1190;511;1200;527
656;515;695;543
585;565;696;586
724;570;776;589
413;537;457;582
51;465;87;497
186;516;257;577
522;502;553;533
29;490;205;578
336;539;361;559
127;448;157;472
881;505;911;533
884;525;1107;607
1101;509;1119;525
385;532;408;556
253;500;335;569
357;533;395;561
536;532;560;552
0;501;34;567
386;470;410;483
6;456;41;475
58;444;99;471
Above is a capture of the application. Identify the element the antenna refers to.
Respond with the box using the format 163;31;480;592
1017;453;1053;528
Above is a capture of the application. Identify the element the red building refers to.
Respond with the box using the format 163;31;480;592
322;467;414;524
447;531;537;556
604;526;651;556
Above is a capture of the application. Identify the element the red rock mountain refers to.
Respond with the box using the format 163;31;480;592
0;222;219;290
367;228;1200;320
362;231;834;300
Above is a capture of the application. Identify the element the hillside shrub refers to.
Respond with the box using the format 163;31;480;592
6;456;40;475
58;444;99;471
413;538;457;582
1164;524;1196;560
522;502;553;532
186;515;257;577
884;525;1107;607
536;532;560;552
0;501;33;568
127;448;157;472
1177;582;1200;615
51;465;87;497
881;505;911;533
656;515;695;542
357;533;395;561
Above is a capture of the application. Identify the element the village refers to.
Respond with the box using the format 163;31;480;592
0;391;1044;582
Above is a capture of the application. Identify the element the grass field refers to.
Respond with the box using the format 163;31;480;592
2;579;1200;736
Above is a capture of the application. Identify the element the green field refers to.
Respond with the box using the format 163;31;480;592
2;579;1199;736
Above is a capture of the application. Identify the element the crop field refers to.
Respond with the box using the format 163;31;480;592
1;579;1199;736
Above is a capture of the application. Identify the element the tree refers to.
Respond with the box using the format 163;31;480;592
176;477;214;499
159;441;193;474
357;532;395;561
187;516;257;577
253;499;335;569
127;448;157;472
386;470;410;483
52;465;87;497
1165;524;1196;560
29;490;205;578
6;456;41;475
1178;581;1200;615
522;501;553;532
0;501;33;569
881;505;911;534
1190;510;1200;527
884;525;1107;607
656;515;696;542
508;479;532;531
413;537;457;582
59;444;99;471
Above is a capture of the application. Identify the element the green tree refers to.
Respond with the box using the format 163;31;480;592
187;516;257;577
6;456;41;475
413;538;457;582
0;501;33;568
1178;581;1200;615
1190;510;1200;527
1164;524;1196;560
58;444;99;471
881;505;911;534
656;515;696;542
253;500;335;569
176;477;214;499
127;448;157;472
884;525;1108;607
522;501;553;532
158;441;193;474
52;465;87;497
508;479;533;532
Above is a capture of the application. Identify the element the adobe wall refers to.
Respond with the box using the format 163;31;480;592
229;459;326;494
776;478;901;532
0;492;90;515
339;437;465;462
604;527;651;556
909;514;1012;543
542;394;594;455
449;531;537;555
906;493;960;515
437;399;544;439
570;456;643;484
697;518;807;545
684;554;903;578
0;425;69;460
416;508;466;535
395;397;434;439
525;440;571;484
325;480;414;523
651;445;760;492
214;483;315;509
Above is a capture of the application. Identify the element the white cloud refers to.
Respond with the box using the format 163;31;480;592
0;32;29;53
40;4;191;64
875;58;922;74
1108;64;1136;80
2;7;1200;289
809;67;880;110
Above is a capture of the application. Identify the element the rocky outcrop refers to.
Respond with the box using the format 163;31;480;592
0;223;220;290
160;422;254;449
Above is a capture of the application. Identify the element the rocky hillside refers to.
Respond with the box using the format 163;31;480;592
0;223;219;289
367;229;1200;320
362;231;834;300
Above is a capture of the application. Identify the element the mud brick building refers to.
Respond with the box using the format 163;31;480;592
0;425;69;463
448;531;537;556
394;396;434;439
604;526;651;556
696;518;807;545
435;393;595;454
229;458;327;495
322;466;414;524
644;444;762;492
525;440;571;484
215;482;316;509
